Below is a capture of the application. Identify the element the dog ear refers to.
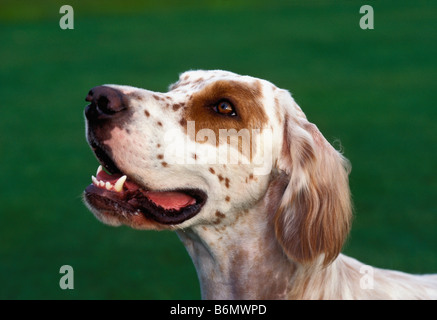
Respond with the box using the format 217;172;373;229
274;90;352;266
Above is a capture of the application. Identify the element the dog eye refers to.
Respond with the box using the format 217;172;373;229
214;100;236;116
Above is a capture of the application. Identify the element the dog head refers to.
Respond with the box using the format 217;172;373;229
83;70;351;264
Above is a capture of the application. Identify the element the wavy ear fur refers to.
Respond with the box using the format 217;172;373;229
275;91;352;266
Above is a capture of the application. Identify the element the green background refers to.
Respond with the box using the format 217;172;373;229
1;0;436;299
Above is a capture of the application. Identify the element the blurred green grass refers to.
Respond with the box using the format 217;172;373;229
0;1;436;299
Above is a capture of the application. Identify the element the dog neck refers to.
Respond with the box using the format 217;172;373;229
176;202;298;299
175;171;350;300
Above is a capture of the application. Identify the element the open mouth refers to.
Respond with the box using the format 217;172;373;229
84;146;207;225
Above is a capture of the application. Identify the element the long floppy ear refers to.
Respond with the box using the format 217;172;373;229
274;90;352;266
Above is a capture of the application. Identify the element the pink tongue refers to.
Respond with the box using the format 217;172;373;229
96;169;195;210
145;191;196;210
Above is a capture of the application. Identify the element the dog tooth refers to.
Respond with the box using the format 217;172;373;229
105;182;112;190
99;181;105;188
97;165;103;176
92;175;98;185
114;175;127;192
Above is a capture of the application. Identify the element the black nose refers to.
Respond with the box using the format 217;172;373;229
85;86;126;120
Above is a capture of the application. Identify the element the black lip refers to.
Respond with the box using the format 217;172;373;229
86;135;207;225
89;142;121;175
84;184;207;225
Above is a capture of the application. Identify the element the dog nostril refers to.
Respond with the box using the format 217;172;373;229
96;96;111;114
85;86;126;117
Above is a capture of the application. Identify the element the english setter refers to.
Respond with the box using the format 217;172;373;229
83;70;437;299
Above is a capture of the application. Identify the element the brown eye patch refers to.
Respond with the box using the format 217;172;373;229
181;80;267;160
183;80;267;137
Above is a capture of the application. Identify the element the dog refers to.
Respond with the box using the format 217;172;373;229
83;70;437;299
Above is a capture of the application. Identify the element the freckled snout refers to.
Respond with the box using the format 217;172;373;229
84;85;133;174
85;86;127;120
